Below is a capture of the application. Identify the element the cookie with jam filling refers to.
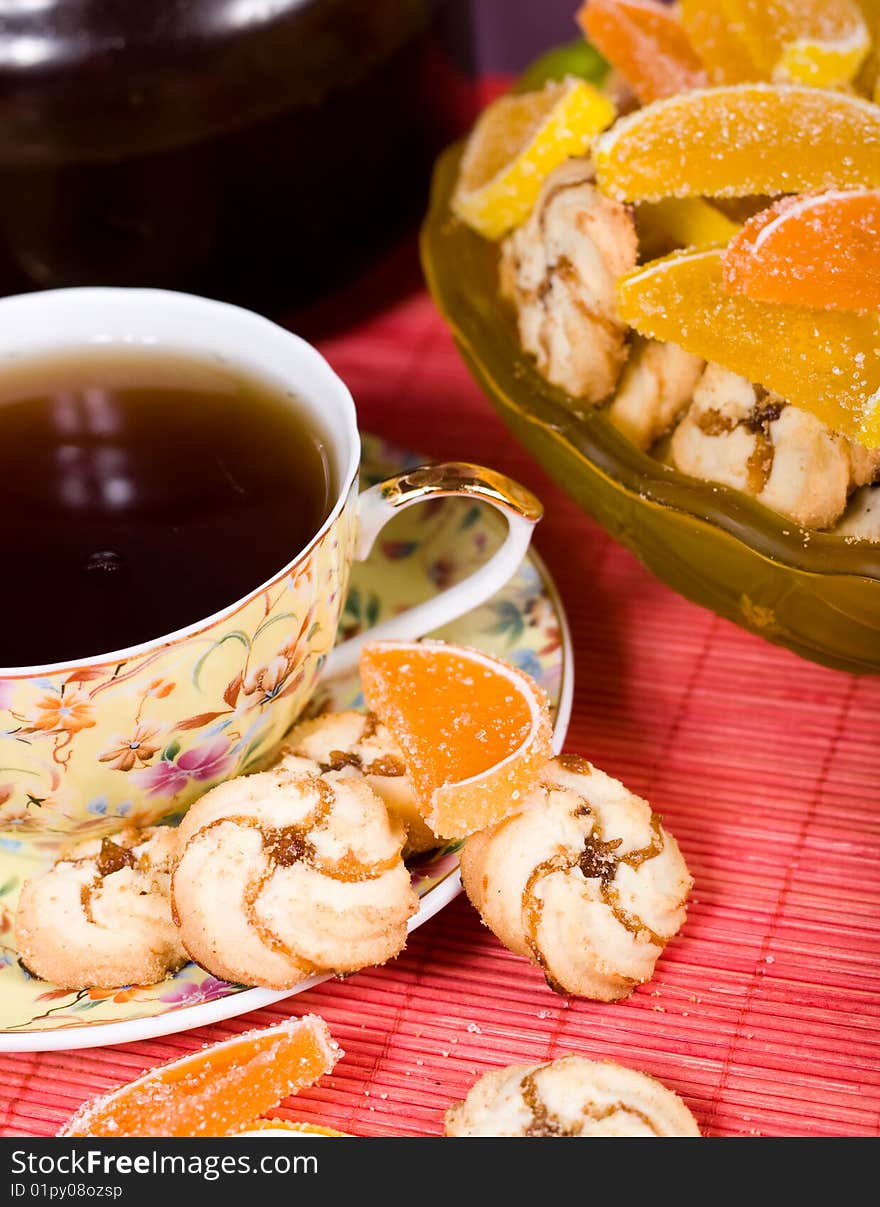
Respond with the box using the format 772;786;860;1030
277;710;439;858
460;754;692;1001
16;826;185;989
171;769;418;989
444;1055;700;1137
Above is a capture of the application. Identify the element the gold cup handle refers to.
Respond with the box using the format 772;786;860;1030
322;461;543;677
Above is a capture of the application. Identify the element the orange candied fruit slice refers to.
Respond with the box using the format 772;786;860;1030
722;189;880;312
576;0;708;104
617;246;880;447
59;1015;342;1138
679;0;766;84
722;0;869;87
359;639;553;841
594;84;880;202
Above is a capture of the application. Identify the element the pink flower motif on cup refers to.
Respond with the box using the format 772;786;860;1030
159;976;231;1005
132;736;235;798
132;759;189;799
178;736;236;782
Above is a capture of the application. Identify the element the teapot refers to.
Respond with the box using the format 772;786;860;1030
0;0;473;310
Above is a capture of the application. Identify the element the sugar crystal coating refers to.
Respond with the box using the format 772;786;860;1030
680;0;767;84
452;77;616;240
59;1015;342;1137
721;0;869;87
577;0;708;104
595;84;880;202
722;189;880;313
360;640;553;840
617;246;880;447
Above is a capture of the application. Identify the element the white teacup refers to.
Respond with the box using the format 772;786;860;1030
0;287;542;846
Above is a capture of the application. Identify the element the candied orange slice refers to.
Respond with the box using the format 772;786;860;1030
576;0;708;104
451;76;616;240
679;0;766;83
722;189;880;312
59;1016;342;1138
595;84;880;202
359;640;553;840
617;246;880;447
723;0;869;87
636;197;740;258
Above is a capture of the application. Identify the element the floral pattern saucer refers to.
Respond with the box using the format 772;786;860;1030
0;434;573;1052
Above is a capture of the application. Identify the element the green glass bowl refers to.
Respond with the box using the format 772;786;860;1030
420;141;880;675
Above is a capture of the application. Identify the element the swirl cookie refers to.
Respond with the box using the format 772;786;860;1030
277;710;440;858
15;826;186;989
444;1055;700;1137
172;769;419;989
498;157;638;404
460;754;692;1000
669;363;858;530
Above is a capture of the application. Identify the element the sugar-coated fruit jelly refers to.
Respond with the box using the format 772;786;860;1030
679;0;869;88
59;1014;342;1137
360;639;554;840
0;349;335;666
679;0;765;84
617;246;880;448
577;0;709;104
715;0;869;88
594;84;880;202
451;76;616;240
722;189;880;313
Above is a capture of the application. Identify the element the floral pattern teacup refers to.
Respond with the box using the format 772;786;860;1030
0;288;542;848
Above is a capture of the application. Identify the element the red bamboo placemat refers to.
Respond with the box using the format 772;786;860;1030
2;255;879;1139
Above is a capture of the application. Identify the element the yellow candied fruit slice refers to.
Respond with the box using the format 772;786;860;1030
451;76;616;240
636;197;741;259
616;246;880;448
679;0;766;84
725;0;870;87
594;84;880;202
